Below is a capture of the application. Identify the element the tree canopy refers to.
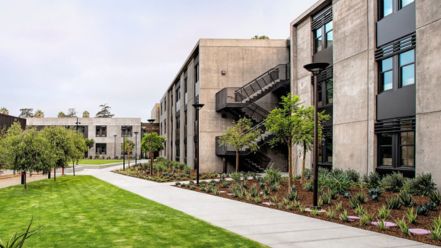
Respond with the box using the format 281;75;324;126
0;107;9;115
34;110;45;118
141;132;165;174
96;104;114;118
19;108;34;118
82;111;90;118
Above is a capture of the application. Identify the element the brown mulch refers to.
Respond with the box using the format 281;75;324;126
177;178;441;246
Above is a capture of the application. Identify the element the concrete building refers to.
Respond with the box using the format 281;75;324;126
0;114;26;132
159;39;290;173
26;117;141;159
150;103;160;123
290;0;441;183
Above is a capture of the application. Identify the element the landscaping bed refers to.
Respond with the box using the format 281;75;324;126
176;169;441;246
114;158;219;182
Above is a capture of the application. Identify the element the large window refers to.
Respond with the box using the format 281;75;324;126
378;49;415;93
380;0;414;19
325;22;333;48
96;143;107;155
121;126;133;137
317;68;333;108
318;128;333;168
194;63;200;97
314;28;323;53
96;126;107;137
312;5;333;54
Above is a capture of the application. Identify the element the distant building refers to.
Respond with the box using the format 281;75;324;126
0;113;26;132
26;117;141;159
150;103;160;123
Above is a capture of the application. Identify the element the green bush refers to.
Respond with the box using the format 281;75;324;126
303;181;313;192
287;186;298;201
355;205;366;216
377;205;391;220
432;216;441;241
430;191;441;206
399;190;413;207
368;187;382;201
339;209;349;222
381;172;406;192
416;204;429;216
364;172;381;189
396;218;409;235
386;196;401;210
407;173;437;196
406;207;417;224
345;169;360;183
359;213;373;226
264;168;282;187
326;208;336;219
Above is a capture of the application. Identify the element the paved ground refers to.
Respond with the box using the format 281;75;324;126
78;165;435;248
0;173;47;189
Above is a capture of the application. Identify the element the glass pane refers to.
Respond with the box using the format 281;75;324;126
326;31;333;48
382;58;393;72
401;0;414;8
326;79;333;104
325;141;333;163
314;29;323;52
401;132;414;146
380;133;393;145
382;71;393;91
401;146;415;167
401;64;415;86
381;147;393;166
400;50;414;65
383;0;393;17
325;22;333;32
317;82;323;106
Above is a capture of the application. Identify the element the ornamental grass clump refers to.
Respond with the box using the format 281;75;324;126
359;213;373;226
406;207;417;224
355;205;366;216
407;173;437;196
431;216;441;241
381;172;406;192
363;172;381;189
326;208;336;219
396;218;410;235
386;196;402;210
399;190;413;207
339;209;349;222
335;201;343;212
377;205;391;220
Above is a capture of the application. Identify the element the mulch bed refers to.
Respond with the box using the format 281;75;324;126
176;178;441;246
114;166;219;183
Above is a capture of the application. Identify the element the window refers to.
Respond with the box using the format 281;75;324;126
326;78;333;105
96;143;107;155
317;68;333;108
381;0;393;18
400;131;414;167
121;126;133;137
399;49;415;87
400;0;414;9
95;126;107;137
378;133;393;166
194;63;200;97
175;116;180;161
314;28;323;53
184;73;188;105
318;128;332;167
380;58;393;92
175;84;181;112
325;22;333;48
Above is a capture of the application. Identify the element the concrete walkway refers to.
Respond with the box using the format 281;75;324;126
79;166;434;248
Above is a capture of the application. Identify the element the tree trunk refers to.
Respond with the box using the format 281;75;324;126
288;143;292;191
48;170;51;179
150;154;154;175
301;143;307;182
235;150;240;172
73;161;76;176
24;172;27;190
54;167;57;181
62;167;65;176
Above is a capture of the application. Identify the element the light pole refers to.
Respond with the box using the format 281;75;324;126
147;119;155;160
73;117;81;176
134;131;139;165
192;103;204;185
114;134;117;159
303;62;329;208
123;135;126;170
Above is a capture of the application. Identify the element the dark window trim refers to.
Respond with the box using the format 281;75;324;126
312;5;333;54
378;0;414;20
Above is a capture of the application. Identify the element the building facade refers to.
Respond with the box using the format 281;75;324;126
160;39;290;173
26;117;141;159
290;0;441;183
0;114;26;132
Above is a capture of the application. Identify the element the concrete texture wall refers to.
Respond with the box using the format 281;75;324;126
415;0;441;186
26;117;142;159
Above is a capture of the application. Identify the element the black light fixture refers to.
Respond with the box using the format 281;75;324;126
147;119;155;123
303;62;329;208
134;131;139;165
192;103;204;185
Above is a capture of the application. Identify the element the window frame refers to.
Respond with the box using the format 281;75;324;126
95;125;107;137
378;49;415;94
398;49;415;88
379;0;414;20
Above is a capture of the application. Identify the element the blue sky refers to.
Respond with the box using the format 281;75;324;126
0;0;316;119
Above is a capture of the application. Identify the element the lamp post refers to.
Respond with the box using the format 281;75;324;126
123;135;126;171
114;134;117;159
72;117;81;176
134;131;139;165
147;119;155;160
192;103;204;185
303;62;329;208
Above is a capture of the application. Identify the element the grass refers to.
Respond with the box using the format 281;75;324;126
0;176;264;248
76;159;122;165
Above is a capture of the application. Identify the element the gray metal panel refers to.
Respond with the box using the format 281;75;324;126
377;3;416;47
313;47;333;65
377;85;416;120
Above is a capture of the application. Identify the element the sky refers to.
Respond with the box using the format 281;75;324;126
0;0;317;119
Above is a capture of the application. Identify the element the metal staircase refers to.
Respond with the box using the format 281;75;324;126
215;63;290;172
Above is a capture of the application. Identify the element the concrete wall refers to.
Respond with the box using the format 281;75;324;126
26;117;141;159
415;0;441;185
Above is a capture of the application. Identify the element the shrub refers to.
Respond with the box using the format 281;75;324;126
386;196;401;210
339;209;349;222
355;205;366;216
310;208;320;216
349;193;366;209
249;185;259;198
396;218;409;235
359;213;373;226
253;196;262;204
406;207;417;224
346;169;360;183
335;201;343;212
349;197;360;209
377;205;391;220
287;186;298;201
377;219;387;231
432;216;441;241
364;172;381;189
408;173;437;196
319;169;352;194
381;173;406;192
399;190;413;207
368;188;382;201
430;191;441;206
326;208;336;219
321;190;332;205
264;168;282;187
416;204;429;216
230;172;242;184
231;184;245;198
303;181;313;192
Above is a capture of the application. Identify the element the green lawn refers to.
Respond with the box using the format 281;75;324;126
76;159;122;165
0;176;264;248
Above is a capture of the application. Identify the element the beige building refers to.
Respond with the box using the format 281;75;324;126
27;117;142;159
160;39;289;173
290;0;441;185
150;103;160;123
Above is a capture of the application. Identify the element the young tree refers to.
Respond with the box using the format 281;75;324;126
141;132;165;175
34;110;45;118
265;94;301;190
251;35;269;40
95;104;114;118
0;107;9;115
57;112;66;118
122;139;135;167
82;111;90;118
70;132;87;176
41;127;75;179
219;118;260;172
19;108;34;118
2;126;54;189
